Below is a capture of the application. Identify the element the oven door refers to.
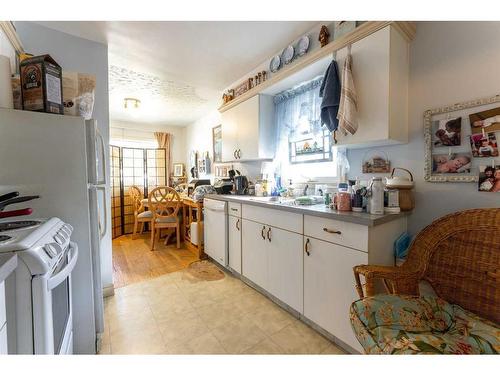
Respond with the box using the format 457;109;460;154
32;242;78;354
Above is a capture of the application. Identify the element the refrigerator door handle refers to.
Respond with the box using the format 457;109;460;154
97;185;107;240
96;128;107;186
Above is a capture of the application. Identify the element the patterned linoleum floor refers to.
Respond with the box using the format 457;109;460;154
99;265;346;354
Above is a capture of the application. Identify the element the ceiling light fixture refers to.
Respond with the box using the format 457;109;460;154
124;97;141;109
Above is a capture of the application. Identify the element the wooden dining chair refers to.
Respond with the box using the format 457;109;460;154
148;186;182;250
129;185;152;239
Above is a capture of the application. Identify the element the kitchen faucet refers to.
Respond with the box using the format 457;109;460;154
303;184;309;196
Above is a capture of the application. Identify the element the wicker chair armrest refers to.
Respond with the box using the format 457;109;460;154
353;264;419;298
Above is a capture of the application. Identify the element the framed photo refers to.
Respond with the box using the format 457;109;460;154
424;94;500;182
431;117;461;147
432;153;472;174
478;165;500;192
469;106;500;135
212;125;222;163
173;163;184;177
470;132;499;157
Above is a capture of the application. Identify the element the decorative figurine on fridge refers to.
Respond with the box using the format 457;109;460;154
319;25;330;47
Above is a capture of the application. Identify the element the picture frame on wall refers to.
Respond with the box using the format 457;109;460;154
173;163;184;177
212;125;222;163
424;94;500;182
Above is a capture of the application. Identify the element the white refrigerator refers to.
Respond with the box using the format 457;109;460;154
0;108;107;354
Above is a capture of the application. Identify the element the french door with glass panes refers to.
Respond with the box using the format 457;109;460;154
109;146;167;237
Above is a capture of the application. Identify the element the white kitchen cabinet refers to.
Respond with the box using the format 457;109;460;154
266;226;303;313
228;215;242;274
304;237;367;352
335;25;409;148
221;94;275;161
241;219;268;289
241;216;303;312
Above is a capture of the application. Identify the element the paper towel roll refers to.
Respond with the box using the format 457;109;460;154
0;55;14;109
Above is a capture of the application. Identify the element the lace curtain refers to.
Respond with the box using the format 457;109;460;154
274;76;326;163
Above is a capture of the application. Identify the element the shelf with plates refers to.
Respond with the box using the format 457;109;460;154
218;21;416;113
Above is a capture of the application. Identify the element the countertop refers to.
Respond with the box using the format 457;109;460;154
204;194;407;226
0;254;17;283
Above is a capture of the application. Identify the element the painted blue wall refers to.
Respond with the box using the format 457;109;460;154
347;22;500;234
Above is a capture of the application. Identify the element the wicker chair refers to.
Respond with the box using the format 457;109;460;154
148;186;182;250
129;185;152;239
350;208;500;354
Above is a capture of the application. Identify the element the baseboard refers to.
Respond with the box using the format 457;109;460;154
102;284;115;298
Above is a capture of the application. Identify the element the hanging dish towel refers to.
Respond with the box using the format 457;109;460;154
319;59;341;133
337;48;358;135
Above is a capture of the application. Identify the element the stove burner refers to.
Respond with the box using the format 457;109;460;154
0;235;12;243
0;220;42;232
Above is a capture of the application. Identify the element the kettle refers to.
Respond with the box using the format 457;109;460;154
385;167;414;188
385;168;415;212
234;175;249;195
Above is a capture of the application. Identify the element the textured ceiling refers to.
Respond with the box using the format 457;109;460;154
108;65;217;125
35;21;318;125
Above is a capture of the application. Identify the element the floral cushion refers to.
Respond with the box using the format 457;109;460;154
350;295;500;354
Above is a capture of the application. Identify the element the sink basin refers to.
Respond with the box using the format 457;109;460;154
248;196;280;202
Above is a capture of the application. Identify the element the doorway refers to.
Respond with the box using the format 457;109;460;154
109;145;197;288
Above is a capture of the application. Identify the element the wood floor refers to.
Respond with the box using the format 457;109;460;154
112;233;199;289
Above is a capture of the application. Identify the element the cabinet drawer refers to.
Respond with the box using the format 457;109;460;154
242;204;302;234
0;282;5;327
304;215;368;252
228;202;241;217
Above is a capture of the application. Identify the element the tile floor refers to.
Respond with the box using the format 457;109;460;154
99;265;346;355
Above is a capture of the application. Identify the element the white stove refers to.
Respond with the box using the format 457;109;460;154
0;217;78;354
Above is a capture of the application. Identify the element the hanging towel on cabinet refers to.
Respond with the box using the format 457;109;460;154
319;59;341;133
337;48;358;135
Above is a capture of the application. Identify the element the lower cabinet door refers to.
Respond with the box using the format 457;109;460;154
241;219;268;289
267;226;303;313
228;216;242;273
304;237;367;352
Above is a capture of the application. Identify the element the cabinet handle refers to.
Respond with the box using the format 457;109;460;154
236;219;240;231
233;150;237;159
237;149;242;159
305;238;311;256
230;207;238;211
266;227;271;242
261;226;266;240
323;227;342;235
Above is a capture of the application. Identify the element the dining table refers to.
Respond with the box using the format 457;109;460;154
141;195;205;259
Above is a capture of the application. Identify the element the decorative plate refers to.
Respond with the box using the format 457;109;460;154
269;55;281;73
297;35;310;56
282;45;295;65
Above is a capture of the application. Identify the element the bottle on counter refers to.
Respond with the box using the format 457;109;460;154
369;177;384;215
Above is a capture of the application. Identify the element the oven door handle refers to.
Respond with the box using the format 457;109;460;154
47;242;79;290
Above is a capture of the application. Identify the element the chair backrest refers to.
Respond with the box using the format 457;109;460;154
128;185;143;213
148;186;181;220
403;208;500;323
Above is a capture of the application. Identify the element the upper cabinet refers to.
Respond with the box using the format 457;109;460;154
221;94;275;162
219;22;413;151
334;25;409;147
